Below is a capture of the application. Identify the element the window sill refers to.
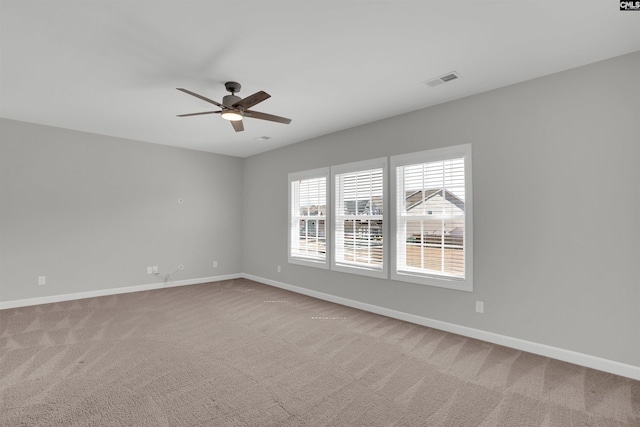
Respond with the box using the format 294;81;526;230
391;271;472;292
332;263;387;279
288;257;329;270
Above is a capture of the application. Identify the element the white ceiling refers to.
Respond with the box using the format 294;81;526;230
1;1;638;158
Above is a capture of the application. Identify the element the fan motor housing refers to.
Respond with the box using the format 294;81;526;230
222;95;242;107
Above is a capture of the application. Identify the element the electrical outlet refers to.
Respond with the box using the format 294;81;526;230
476;301;484;314
38;276;46;285
213;261;218;268
277;265;281;273
152;266;158;274
147;267;153;275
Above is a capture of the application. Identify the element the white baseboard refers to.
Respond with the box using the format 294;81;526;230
0;273;242;310
242;273;640;381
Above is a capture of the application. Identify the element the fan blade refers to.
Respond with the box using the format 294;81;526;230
176;88;224;108
231;120;244;132
232;91;270;110
244;110;291;124
177;111;221;117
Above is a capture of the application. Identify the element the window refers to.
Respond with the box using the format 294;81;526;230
288;168;330;268
287;146;472;290
391;144;472;291
331;158;387;278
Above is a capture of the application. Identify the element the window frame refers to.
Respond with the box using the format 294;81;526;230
390;144;473;291
331;158;388;279
288;167;331;269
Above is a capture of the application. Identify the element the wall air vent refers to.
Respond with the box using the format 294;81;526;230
423;71;461;88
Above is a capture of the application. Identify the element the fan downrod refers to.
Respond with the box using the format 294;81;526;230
224;81;241;94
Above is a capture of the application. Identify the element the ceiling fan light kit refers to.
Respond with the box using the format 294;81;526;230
176;81;291;132
220;111;243;121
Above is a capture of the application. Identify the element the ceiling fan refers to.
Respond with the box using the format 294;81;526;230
176;81;291;132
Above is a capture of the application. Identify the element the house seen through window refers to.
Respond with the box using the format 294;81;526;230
398;161;465;277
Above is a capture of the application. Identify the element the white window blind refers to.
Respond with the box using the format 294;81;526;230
289;172;328;267
392;144;472;290
333;163;385;275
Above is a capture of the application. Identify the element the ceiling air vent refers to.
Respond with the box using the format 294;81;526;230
423;71;461;88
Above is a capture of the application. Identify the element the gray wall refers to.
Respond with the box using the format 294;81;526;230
0;119;243;301
242;52;640;367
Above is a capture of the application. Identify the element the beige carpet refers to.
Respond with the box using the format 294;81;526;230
1;278;638;426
